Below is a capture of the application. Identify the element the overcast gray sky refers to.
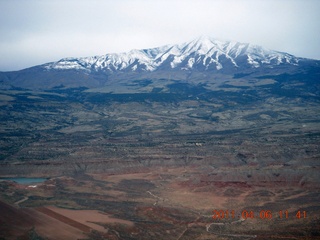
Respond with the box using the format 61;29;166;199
0;0;319;71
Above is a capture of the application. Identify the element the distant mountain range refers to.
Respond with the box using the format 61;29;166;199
0;36;319;90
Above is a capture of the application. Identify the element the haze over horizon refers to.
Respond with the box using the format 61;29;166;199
1;0;319;71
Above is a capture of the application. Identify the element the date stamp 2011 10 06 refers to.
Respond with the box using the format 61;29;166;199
212;209;307;220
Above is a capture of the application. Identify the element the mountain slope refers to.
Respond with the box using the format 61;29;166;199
0;36;319;90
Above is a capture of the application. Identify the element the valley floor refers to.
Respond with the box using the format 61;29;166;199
0;166;319;240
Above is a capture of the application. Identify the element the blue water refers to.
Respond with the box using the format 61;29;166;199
0;177;48;185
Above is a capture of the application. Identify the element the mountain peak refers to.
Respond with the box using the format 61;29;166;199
192;35;220;44
182;36;218;55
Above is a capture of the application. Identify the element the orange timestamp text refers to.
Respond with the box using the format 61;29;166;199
212;209;307;220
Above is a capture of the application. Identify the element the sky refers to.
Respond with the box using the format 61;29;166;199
0;0;319;71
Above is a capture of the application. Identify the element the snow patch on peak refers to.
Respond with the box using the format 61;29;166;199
247;54;260;68
43;36;302;73
44;58;90;71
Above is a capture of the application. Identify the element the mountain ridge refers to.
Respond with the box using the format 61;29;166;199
0;36;319;90
42;36;301;73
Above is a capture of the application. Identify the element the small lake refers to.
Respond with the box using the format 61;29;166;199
0;177;48;185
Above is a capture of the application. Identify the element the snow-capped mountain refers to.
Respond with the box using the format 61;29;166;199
1;36;318;90
43;36;300;73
